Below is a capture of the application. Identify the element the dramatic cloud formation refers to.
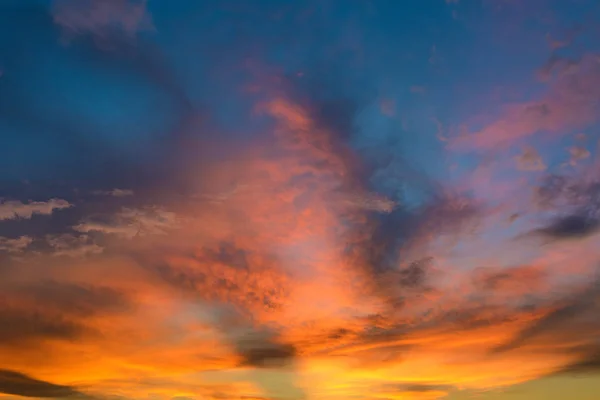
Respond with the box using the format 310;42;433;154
1;1;600;400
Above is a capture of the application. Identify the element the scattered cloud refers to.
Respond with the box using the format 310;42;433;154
0;199;71;221
514;147;546;171
565;146;590;166
0;236;33;253
74;207;179;238
47;234;104;257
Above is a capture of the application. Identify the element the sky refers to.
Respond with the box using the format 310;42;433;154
1;0;600;399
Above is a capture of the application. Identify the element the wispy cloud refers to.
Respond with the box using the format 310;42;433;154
92;188;134;197
52;0;154;42
74;207;179;238
453;54;600;150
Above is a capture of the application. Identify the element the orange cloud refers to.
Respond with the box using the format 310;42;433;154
1;92;600;400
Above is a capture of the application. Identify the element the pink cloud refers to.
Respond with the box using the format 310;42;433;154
452;54;600;150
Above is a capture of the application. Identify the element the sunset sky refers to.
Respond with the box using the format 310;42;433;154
2;1;600;399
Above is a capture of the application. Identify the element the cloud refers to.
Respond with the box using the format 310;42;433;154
0;306;86;344
453;53;600;150
532;213;600;241
379;382;456;399
536;55;581;82
237;335;297;369
0;236;33;253
530;173;600;241
342;192;397;213
92;188;134;197
565;146;590;167
514;147;546;171
473;264;547;296
492;279;600;354
0;369;87;399
0;4;193;188
0;278;132;348
51;0;153;41
1;34;600;399
558;351;600;375
11;280;130;318
0;199;72;221
533;173;600;214
74;206;179;238
47;234;104;257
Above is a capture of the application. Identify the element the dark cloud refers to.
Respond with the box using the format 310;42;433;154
558;350;600;375
389;382;455;394
533;213;600;240
207;305;305;399
237;337;297;368
491;302;583;354
0;369;87;398
346;193;478;309
534;174;600;213
529;174;600;241
491;279;600;354
0;281;130;345
397;256;434;288
15;281;131;317
0;306;86;344
202;242;251;271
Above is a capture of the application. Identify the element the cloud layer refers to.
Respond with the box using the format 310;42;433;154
1;1;600;400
